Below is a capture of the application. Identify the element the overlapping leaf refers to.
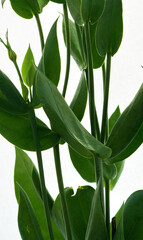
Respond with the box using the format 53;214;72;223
15;148;64;240
52;186;95;239
96;0;123;56
0;70;28;114
38;19;61;86
0;108;59;151
35;70;111;159
18;186;44;240
9;0;49;19
106;84;143;164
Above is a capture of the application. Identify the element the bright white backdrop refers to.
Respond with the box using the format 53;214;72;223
0;1;143;239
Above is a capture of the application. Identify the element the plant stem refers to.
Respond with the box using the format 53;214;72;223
105;179;110;239
35;14;45;51
62;3;71;98
53;144;72;240
84;22;104;212
100;53;111;143
14;61;24;85
75;23;86;67
28;107;54;240
102;63;106;93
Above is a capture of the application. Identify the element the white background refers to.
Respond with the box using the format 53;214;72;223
0;1;143;239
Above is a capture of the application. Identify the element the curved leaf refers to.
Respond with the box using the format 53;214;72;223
0;70;28;114
96;0;123;56
15;148;64;240
38;19;61;86
70;71;87;121
9;0;49;19
85;180;107;240
35;70;111;159
52;186;95;240
50;0;65;3
106;84;143;164
66;0;83;26
22;45;36;87
63;18;85;69
18;186;44;240
0;108;59;151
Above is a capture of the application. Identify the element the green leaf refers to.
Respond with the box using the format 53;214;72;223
52;186;95;239
68;144;116;182
109;106;121;133
70;71;87;121
110;160;125;190
0;108;59;151
18;186;44;240
106;84;143;164
35;70;111;159
112;203;124;240
38;19;61;86
22;45;36;87
63;18;85;69
81;0;92;23
96;0;123;56
123;191;143;240
90;22;105;69
9;0;49;19
15;148;64;240
85;180;107;240
66;0;83;26
0;70;28;114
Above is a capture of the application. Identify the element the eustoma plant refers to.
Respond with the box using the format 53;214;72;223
0;0;143;239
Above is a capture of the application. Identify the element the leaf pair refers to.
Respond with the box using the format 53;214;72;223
9;0;49;19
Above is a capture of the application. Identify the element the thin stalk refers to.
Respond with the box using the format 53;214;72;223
100;53;111;143
105;179;110;239
14;61;24;85
102;62;106;92
84;22;104;211
28;108;54;240
53;145;72;240
62;3;71;98
35;14;45;51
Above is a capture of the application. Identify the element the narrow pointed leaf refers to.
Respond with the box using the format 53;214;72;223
15;148;64;240
106;84;143;164
0;70;28;114
52;186;95;240
18;186;44;240
22;45;36;87
35;70;111;159
70;71;87;121
96;0;123;56
63;18;85;69
85;180;107;240
38;19;61;86
109;106;121;133
0;108;59;151
66;0;83;26
113;203;124;240
9;0;49;19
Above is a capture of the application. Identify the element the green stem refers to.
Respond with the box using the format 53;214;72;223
14;61;24;85
28;108;54;240
62;3;71;98
35;14;45;51
75;23;86;67
84;22;100;138
105;179;110;239
102;62;106;93
53;145;72;240
100;53;111;143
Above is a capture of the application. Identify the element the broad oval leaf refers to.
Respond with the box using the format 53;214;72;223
68;145;116;182
35;70;111;159
106;84;143;164
0;70;28;114
22;45;36;87
66;0;83;26
0;107;59;151
18;186;44;240
85;180;108;240
70;71;87;121
38;19;61;86
63;18;85;69
9;0;49;19
81;0;92;23
15;148;64;240
52;186;95;240
50;0;65;3
96;0;123;56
